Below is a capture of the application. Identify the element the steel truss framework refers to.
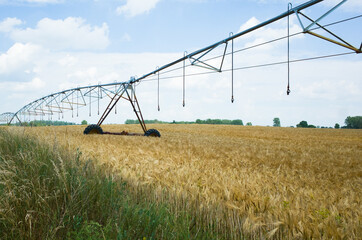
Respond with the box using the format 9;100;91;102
0;112;17;125
0;0;360;135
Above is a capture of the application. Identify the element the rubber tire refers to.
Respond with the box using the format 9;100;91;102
144;129;161;137
83;124;103;135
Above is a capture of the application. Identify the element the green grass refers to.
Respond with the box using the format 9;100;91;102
0;129;220;239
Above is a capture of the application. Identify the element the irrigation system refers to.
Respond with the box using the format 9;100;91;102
1;0;361;137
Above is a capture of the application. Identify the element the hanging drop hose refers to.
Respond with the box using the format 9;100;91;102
114;82;117;114
76;88;79;117
156;66;160;111
98;86;100;115
287;3;292;95
183;51;187;107
62;94;64;119
158;71;160;111
89;86;91;117
230;32;234;103
72;90;74;118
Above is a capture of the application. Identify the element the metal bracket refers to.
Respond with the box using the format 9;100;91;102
189;42;228;72
295;0;361;53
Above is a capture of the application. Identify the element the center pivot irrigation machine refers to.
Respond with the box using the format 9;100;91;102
1;0;361;137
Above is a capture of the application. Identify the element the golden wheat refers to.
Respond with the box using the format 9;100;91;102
8;124;362;239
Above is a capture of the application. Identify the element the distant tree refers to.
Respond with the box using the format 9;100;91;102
231;119;243;126
273;117;281;127
196;119;202;124
297;120;317;128
246;122;252;126
221;119;232;125
125;119;135;124
344;116;362;129
296;121;308;128
214;119;222;125
81;120;88;125
334;123;340;129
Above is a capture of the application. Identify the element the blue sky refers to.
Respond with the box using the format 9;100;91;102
0;0;361;127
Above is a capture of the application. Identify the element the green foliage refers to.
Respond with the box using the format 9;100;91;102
334;123;340;129
297;121;308;128
81;120;88;125
194;119;243;125
315;208;330;220
0;129;221;240
125;119;168;124
231;119;244;125
296;121;316;128
344;116;362;129
14;120;76;127
246;122;252;126
273;117;281;127
125;119;244;126
67;221;109;240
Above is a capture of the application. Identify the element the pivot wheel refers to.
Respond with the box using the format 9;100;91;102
144;129;161;137
84;124;104;135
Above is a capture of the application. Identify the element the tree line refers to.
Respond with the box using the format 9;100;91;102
296;116;362;129
125;119;244;125
125;116;362;129
5;116;360;129
13;120;76;127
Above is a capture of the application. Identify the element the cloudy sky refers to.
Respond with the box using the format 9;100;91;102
0;0;361;127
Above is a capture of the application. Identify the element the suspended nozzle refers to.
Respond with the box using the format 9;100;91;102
286;2;292;96
156;66;160;111
230;32;234;103
183;51;187;107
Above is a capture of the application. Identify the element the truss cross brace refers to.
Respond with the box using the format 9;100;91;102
189;42;228;72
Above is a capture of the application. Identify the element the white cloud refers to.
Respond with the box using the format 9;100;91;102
0;17;23;32
237;16;304;51
13;77;45;91
0;43;42;76
9;17;109;51
239;17;260;32
116;0;161;17
58;54;78;67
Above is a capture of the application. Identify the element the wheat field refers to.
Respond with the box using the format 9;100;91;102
8;124;362;239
